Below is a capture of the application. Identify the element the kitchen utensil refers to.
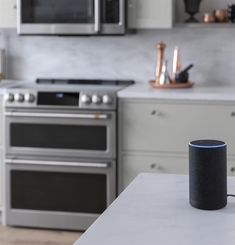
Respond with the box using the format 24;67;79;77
184;0;202;22
159;60;170;85
172;46;181;83
175;64;194;83
214;9;228;22
155;42;166;84
203;13;215;23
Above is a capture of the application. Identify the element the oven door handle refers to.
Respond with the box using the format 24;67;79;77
5;112;110;120
5;159;110;168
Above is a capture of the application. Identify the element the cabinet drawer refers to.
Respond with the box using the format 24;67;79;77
120;101;235;155
120;153;188;189
0;149;3;208
228;158;235;176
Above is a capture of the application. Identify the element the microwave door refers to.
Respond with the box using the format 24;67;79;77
18;0;99;35
101;0;125;34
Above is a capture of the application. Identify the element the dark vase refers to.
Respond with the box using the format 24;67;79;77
184;0;202;23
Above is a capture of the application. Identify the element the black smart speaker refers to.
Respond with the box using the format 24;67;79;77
189;140;227;210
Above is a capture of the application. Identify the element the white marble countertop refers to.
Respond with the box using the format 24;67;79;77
118;83;235;101
2;79;235;102
0;79;24;94
74;173;235;245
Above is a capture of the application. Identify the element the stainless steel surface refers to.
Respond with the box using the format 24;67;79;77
14;93;24;102
92;94;102;104
81;94;92;105
4;88;117;110
4;78;134;231
5;109;116;159
119;0;125;27
5;111;110;120
5;158;116;230
5;158;110;168
24;93;36;103
94;0;101;33
17;0;126;35
102;94;112;104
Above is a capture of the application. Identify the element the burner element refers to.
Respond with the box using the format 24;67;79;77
36;78;135;86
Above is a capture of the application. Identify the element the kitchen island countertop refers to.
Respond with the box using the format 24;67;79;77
74;173;235;245
118;82;235;101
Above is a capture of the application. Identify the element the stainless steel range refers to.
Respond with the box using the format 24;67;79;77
3;78;134;230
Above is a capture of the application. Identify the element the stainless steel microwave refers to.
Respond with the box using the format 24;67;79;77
17;0;126;35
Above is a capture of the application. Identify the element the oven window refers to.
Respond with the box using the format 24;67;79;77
11;170;107;214
22;0;95;24
10;123;107;151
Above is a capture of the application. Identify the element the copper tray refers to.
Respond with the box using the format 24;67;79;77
149;80;194;89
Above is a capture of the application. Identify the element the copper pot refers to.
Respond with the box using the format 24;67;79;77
203;13;215;23
214;9;228;22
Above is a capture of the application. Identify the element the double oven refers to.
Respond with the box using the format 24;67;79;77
4;84;119;230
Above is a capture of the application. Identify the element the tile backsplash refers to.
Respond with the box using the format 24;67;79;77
0;28;235;86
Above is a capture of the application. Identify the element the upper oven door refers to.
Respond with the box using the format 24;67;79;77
18;0;125;35
5;109;116;159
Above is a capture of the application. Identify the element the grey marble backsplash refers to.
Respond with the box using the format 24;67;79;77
0;28;234;86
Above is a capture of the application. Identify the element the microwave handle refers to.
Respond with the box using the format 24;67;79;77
94;0;101;33
119;0;125;27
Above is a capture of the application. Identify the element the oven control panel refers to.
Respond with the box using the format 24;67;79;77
5;92;36;104
4;90;116;110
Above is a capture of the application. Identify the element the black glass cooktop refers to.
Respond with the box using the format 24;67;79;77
36;79;135;86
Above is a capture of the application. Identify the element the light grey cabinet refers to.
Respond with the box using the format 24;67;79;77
128;0;174;29
0;96;3;209
120;100;235;154
120;153;188;189
119;99;235;190
0;0;17;28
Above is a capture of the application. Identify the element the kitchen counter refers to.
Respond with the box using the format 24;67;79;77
118;83;235;101
74;173;235;245
0;79;23;94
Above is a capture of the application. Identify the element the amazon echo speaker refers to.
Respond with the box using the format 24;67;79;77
189;140;227;210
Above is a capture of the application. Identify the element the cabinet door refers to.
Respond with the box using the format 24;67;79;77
0;149;2;209
128;0;173;29
0;0;17;28
119;153;188;190
228;157;235;176
120;100;235;155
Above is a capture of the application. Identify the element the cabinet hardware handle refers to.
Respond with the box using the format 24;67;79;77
13;4;17;9
151;110;162;117
230;167;235;172
151;110;157;115
231;112;235;117
150;163;163;171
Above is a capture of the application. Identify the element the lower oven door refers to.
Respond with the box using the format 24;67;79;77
5;157;116;230
5;109;116;159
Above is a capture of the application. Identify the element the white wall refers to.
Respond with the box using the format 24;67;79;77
1;27;235;87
